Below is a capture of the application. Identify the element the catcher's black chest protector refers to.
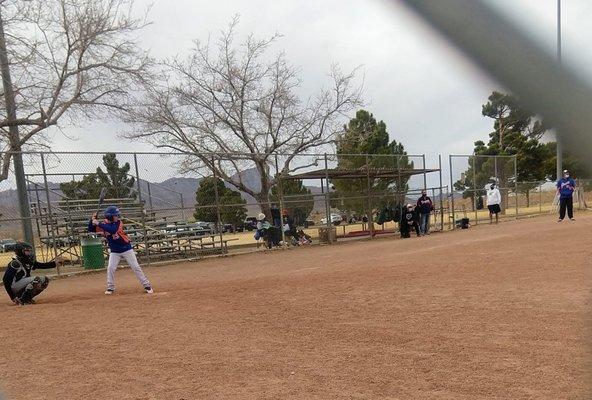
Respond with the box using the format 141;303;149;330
7;259;32;284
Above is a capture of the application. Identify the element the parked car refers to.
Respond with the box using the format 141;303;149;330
222;223;237;233
243;216;258;231
0;239;17;252
40;236;80;248
320;213;342;226
195;221;215;234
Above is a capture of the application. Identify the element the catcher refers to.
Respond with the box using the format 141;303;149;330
2;242;64;305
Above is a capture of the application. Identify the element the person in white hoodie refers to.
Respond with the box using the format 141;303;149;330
486;182;502;224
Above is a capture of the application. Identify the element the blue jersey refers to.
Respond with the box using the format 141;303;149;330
557;178;575;199
88;219;133;253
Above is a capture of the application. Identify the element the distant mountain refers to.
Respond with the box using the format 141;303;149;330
138;177;199;209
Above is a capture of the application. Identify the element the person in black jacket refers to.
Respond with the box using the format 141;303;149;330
400;204;420;238
2;242;62;305
416;190;434;235
282;209;298;245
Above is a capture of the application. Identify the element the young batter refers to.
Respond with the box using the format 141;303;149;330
89;206;153;295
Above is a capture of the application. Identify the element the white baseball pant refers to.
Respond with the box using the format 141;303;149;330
106;249;150;291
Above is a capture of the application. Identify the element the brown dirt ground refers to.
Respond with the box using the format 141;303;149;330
1;214;591;400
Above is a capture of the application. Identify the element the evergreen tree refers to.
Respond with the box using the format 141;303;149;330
60;153;136;200
457;92;555;208
194;177;247;226
271;179;313;226
333;109;412;214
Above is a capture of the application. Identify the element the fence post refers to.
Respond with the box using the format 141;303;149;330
31;182;43;243
211;156;224;252
539;181;543;214
275;154;286;246
133;154;150;266
438;154;444;231
40;153;59;275
472;154;478;225
514;155;519;219
323;153;333;243
430;187;436;230
180;193;186;222
449;155;455;229
146;181;153;210
422;154;427;190
396;154;403;233
366;154;374;239
494;156;498;180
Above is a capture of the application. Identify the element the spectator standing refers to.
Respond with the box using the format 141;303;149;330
557;169;576;222
416;190;434;235
486;183;502;224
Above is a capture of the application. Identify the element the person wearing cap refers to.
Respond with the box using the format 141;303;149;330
2;242;64;305
89;205;153;295
486;182;502;224
400;204;420;238
254;213;270;240
254;212;277;248
556;169;576;222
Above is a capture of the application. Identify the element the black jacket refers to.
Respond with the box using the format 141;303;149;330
416;196;434;214
402;210;418;226
3;257;55;300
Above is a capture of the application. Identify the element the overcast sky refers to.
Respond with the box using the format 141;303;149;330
47;0;592;183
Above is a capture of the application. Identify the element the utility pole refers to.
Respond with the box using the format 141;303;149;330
556;0;563;181
0;8;35;244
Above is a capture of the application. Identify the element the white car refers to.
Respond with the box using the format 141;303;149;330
320;213;342;225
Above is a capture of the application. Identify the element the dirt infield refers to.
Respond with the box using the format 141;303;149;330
1;214;590;399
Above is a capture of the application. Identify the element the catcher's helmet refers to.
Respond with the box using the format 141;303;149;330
14;242;35;263
104;206;121;220
257;213;266;221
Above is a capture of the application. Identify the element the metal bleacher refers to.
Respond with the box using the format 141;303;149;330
26;181;233;266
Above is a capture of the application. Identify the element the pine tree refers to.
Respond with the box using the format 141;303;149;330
271;179;313;226
333;110;412;214
60;153;136;200
194;177;247;226
457;92;555;208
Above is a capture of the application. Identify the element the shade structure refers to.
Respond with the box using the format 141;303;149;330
282;167;439;180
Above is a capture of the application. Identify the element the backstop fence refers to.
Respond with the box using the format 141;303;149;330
0;151;585;275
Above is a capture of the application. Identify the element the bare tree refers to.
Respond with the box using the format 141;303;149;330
124;18;362;215
0;0;151;181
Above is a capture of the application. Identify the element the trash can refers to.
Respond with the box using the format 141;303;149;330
81;237;105;269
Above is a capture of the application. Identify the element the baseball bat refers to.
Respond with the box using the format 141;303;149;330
94;188;107;218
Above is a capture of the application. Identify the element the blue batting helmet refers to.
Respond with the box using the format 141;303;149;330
104;206;121;219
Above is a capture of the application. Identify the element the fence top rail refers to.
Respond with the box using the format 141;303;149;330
11;150;429;158
449;154;518;158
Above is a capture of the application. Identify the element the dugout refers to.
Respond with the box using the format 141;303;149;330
279;156;444;241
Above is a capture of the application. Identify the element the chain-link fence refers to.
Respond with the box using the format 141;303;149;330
0;151;449;275
0;151;583;276
448;154;588;226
